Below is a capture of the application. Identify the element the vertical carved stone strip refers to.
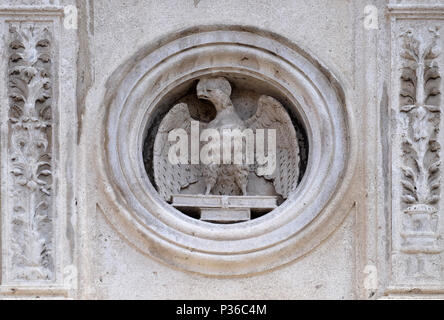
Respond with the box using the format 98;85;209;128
6;23;54;282
398;27;442;282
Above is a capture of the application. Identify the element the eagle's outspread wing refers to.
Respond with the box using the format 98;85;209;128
245;95;300;199
153;103;203;201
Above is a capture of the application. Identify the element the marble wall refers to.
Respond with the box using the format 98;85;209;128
0;0;443;299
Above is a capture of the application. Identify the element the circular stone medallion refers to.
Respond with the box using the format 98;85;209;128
98;26;356;276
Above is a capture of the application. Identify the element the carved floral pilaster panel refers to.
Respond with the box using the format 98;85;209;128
6;23;54;282
393;25;443;286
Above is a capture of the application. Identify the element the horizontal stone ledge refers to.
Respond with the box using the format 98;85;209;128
0;5;64;16
388;4;444;17
171;194;278;209
400;247;443;255
384;285;444;295
201;208;251;223
0;285;69;298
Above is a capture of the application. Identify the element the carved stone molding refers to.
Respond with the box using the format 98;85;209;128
0;5;76;298
399;27;442;279
389;12;444;292
388;4;444;19
7;23;54;282
97;26;356;276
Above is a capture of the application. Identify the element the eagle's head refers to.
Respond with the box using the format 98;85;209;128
197;77;232;111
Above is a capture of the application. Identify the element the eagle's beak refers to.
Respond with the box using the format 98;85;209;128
197;88;213;100
197;92;209;100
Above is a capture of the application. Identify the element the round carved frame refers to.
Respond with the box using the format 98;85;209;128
98;26;357;276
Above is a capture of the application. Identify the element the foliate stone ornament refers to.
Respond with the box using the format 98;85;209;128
399;27;442;280
7;24;54;281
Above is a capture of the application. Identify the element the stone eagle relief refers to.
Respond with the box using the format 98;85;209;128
153;77;300;222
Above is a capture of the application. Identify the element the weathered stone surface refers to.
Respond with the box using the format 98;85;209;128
0;0;443;300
